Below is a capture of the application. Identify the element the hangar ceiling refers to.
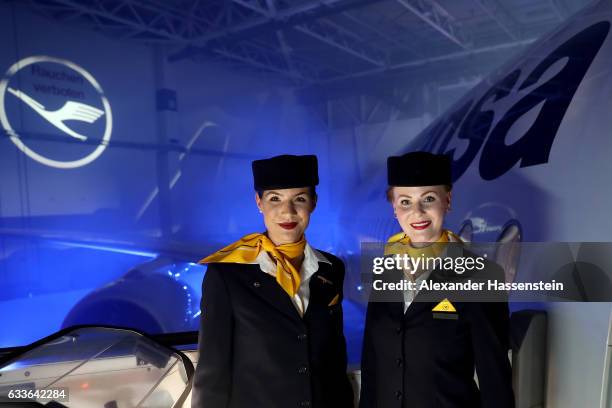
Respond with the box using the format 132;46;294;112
7;0;593;85
4;0;595;125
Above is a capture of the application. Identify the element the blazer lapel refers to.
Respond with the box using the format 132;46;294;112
403;298;431;320
402;245;467;320
375;267;406;321
308;263;338;305
243;265;303;321
388;300;405;321
403;268;447;320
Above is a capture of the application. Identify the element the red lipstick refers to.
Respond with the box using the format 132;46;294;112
279;222;298;230
410;221;431;230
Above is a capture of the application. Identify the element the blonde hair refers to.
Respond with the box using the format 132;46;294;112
386;185;452;202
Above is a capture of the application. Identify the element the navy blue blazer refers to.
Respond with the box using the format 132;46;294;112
192;250;354;408
359;250;515;408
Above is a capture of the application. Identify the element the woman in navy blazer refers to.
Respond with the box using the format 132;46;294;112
359;152;514;408
192;155;354;408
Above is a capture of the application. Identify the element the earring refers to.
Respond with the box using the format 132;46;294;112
259;209;263;213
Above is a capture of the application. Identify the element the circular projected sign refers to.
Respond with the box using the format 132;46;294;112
0;56;113;169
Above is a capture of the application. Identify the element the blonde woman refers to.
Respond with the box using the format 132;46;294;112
359;152;514;408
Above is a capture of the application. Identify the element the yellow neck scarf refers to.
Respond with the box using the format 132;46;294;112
384;229;460;258
199;233;306;297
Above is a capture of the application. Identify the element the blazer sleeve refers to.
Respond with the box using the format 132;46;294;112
469;262;515;408
191;264;234;408
321;254;355;408
359;301;377;408
334;259;356;408
471;301;515;408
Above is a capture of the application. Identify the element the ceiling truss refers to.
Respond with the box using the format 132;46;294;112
395;0;470;49
5;0;588;86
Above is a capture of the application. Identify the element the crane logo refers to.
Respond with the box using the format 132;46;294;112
0;56;113;169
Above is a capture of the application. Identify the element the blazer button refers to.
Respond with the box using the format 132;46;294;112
395;390;403;399
299;401;311;407
396;358;403;367
395;326;402;334
253;281;261;288
297;365;308;374
297;333;307;341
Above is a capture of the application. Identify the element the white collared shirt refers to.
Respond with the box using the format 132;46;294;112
403;240;455;313
403;269;433;313
253;243;332;316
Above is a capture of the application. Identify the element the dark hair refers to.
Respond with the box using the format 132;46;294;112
385;184;452;202
256;186;317;199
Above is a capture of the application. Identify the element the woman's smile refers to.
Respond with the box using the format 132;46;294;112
255;187;316;245
391;185;451;243
410;220;431;230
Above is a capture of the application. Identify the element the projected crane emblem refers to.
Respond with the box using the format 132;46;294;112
7;87;105;142
0;56;113;169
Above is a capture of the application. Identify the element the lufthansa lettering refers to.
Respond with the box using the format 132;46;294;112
422;22;610;181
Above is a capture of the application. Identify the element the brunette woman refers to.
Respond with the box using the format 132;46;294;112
192;154;354;408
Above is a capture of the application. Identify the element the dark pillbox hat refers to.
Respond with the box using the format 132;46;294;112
252;154;319;190
387;151;452;186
